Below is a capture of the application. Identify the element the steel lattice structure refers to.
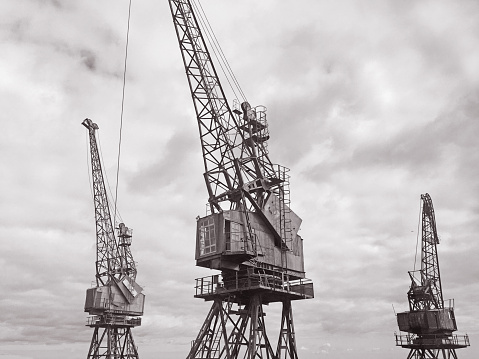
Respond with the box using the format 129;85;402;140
167;1;314;358
87;325;139;359
395;194;469;359
168;0;282;215
82;119;145;359
84;119;122;286
412;194;443;311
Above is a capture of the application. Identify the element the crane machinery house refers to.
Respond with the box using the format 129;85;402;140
196;204;305;276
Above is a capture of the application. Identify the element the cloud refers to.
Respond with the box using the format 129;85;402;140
1;1;479;359
128;128;200;193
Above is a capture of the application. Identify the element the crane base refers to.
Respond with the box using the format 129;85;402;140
187;295;299;359
87;325;139;359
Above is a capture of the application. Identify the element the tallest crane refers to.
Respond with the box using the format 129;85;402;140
395;193;469;359
168;1;313;358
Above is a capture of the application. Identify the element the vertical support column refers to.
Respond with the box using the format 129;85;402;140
187;295;276;359
187;299;222;359
228;304;250;358
248;296;259;358
276;300;298;359
87;326;101;358
123;328;139;358
246;294;274;359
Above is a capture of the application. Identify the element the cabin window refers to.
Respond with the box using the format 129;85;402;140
199;217;216;256
225;220;231;251
122;276;138;297
226;221;243;252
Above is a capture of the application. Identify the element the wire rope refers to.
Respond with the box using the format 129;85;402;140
97;132;123;224
193;0;247;103
113;0;132;230
202;4;247;102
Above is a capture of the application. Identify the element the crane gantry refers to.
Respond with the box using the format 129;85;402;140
167;1;314;358
82;118;145;359
395;193;470;359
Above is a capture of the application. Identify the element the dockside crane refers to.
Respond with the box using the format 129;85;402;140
82;118;145;359
167;1;314;358
395;193;470;359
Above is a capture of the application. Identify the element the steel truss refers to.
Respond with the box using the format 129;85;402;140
168;0;279;214
83;119;122;286
405;348;459;359
418;193;443;310
187;296;298;359
87;325;138;359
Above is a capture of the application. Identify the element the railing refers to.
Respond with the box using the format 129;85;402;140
287;278;314;297
444;298;455;309
86;296;143;316
118;236;132;246
195;275;220;296
118;224;133;246
254;105;269;153
194;273;313;298
86;315;141;327
395;333;470;347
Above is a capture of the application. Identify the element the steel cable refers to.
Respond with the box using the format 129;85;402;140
114;0;133;230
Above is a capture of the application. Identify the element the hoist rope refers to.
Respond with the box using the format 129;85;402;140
192;0;247;103
98;132;123;224
113;0;132;230
413;197;422;272
85;127;123;225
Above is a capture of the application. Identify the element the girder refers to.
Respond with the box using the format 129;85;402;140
408;194;443;311
83;118;122;286
419;193;443;310
168;0;279;215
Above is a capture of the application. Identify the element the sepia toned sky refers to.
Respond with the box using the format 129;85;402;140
1;0;478;358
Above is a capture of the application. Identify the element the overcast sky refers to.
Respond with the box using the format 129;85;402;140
1;0;478;358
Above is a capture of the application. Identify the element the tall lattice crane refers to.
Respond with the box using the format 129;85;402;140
168;1;314;358
395;193;470;359
82;118;145;359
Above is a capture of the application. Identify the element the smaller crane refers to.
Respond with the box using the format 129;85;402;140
395;193;470;359
82;118;145;359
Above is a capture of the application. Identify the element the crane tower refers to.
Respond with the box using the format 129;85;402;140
82;118;145;359
167;1;314;358
395;193;470;359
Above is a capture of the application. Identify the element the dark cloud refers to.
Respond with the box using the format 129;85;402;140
128;128;200;192
297;89;479;193
34;0;63;8
80;49;96;71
